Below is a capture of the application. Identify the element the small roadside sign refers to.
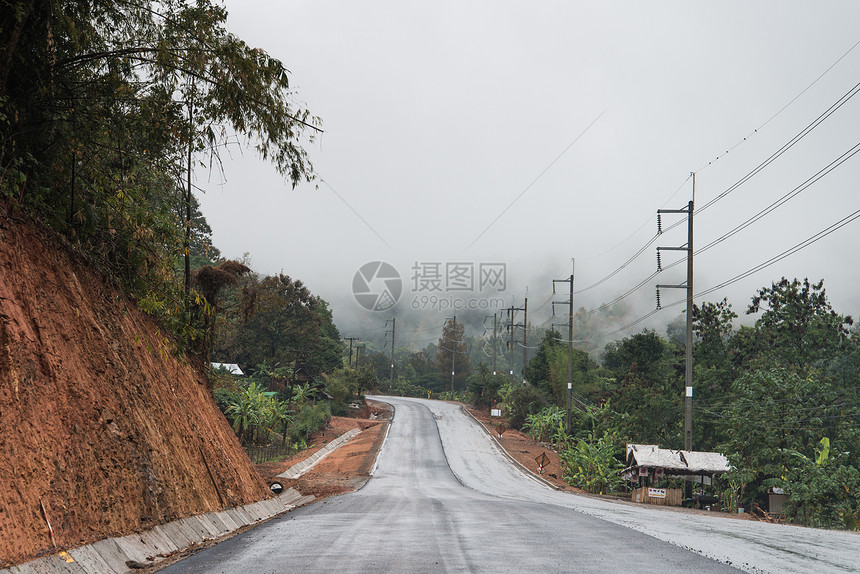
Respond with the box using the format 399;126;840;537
535;452;549;474
490;408;502;417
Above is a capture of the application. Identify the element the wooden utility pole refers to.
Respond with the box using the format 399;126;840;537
506;307;516;380
685;179;694;452
567;278;573;433
344;337;359;368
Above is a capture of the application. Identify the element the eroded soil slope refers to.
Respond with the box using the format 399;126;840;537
0;212;269;565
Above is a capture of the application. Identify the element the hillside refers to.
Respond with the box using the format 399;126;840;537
0;208;269;566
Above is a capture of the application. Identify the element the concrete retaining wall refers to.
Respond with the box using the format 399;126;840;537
277;428;361;479
1;488;313;574
4;427;364;573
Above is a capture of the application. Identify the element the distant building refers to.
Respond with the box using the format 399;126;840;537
291;364;315;386
211;362;244;376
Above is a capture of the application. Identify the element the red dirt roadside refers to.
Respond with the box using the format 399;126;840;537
255;400;392;500
464;406;586;493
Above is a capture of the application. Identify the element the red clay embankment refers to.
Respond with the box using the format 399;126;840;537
0;210;268;566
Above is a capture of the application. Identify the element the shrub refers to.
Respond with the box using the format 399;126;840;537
506;384;550;429
290;402;331;444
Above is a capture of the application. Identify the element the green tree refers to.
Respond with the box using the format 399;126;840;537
324;368;359;409
783;434;860;529
1;0;319;344
191;260;250;363
403;345;444;393
600;331;682;446
214;273;341;375
226;381;265;443
823;330;860;408
744;278;853;373
526;329;562;397
505;383;550;429
186;194;221;269
692;298;737;450
466;363;500;409
559;430;625;494
269;399;294;446
718;369;852;511
522;406;565;443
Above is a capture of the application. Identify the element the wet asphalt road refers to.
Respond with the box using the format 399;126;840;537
160;397;747;573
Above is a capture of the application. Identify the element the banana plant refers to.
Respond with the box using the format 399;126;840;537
559;431;624;494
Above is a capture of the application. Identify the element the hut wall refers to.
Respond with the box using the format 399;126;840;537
631;486;683;506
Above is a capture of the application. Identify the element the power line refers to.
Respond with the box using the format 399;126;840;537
575;79;860;297
608;207;860;334
695;207;860;300
696;80;860;217
694;37;860;172
575;235;661;294
584;137;860;316
579;175;692;263
694;140;860;258
588;270;662;316
467;109;608;250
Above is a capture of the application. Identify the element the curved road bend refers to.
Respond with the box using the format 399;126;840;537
161;397;855;573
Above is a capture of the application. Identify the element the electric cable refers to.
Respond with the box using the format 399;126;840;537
694;37;860;172
573;80;860;297
608;206;860;334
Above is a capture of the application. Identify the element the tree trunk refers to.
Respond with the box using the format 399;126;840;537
0;0;38;97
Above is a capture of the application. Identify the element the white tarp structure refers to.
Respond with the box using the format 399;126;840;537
211;362;244;376
624;444;730;482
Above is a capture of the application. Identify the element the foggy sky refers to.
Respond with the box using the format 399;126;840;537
199;1;860;349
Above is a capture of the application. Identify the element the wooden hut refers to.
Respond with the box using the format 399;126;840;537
624;444;730;507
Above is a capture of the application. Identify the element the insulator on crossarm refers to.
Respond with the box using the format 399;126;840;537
656;288;662;310
657;250;662;272
657;213;662;235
